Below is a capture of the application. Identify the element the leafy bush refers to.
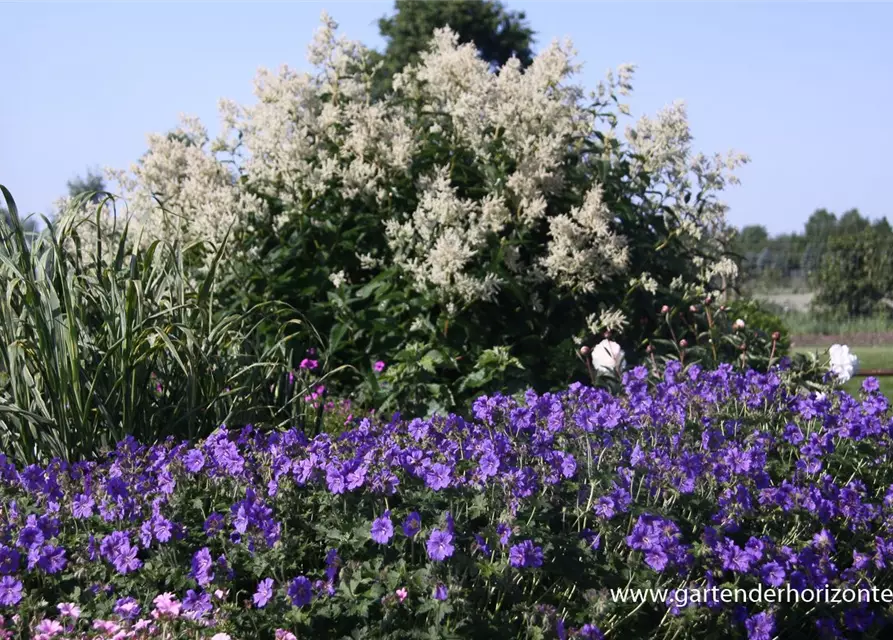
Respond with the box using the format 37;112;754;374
82;14;749;417
0;188;331;464
591;294;794;382
1;363;890;639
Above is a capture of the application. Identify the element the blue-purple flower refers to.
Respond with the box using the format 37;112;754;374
371;511;394;544
426;529;455;562
288;576;313;607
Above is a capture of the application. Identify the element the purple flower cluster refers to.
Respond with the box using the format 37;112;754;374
625;515;691;572
0;365;891;639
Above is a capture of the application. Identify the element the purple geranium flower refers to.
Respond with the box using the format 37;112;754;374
37;545;67;574
425;463;452;491
114;597;141;620
254;578;275;608
191;547;214;587
745;611;775;640
509;539;543;568
426;529;454;562
0;576;22;606
71;493;94;519
183;449;206;473
402;512;422;537
288;576;313;607
370;511;394;544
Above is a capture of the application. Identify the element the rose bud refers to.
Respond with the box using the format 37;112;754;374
580;346;591;356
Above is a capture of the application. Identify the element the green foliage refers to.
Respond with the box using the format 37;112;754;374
730;297;791;353
372;0;534;95
0;187;330;463
635;295;797;379
814;229;893;317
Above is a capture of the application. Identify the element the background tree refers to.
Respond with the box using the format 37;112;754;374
814;228;893;317
66;169;106;204
371;0;535;95
804;208;837;242
1;204;37;235
837;208;870;236
873;217;893;237
733;207;893;293
731;224;769;280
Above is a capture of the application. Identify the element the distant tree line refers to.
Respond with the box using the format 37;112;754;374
1;169;105;233
732;208;893;316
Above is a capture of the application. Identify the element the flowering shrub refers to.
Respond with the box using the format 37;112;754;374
65;13;751;416
2;363;892;638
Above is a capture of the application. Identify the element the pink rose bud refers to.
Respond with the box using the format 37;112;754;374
660;305;670;314
679;339;688;348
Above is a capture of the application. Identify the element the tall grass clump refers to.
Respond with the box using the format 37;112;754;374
0;186;326;464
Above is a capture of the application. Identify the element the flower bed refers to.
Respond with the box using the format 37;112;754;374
1;363;892;639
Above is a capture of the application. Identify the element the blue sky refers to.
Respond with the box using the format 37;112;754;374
1;1;891;235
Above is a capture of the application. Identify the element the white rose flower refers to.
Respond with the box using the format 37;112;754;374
591;339;626;374
733;318;745;331
828;344;859;384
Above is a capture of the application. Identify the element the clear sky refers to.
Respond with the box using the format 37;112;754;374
2;1;891;235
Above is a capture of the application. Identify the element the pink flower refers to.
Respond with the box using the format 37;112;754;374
300;358;319;371
34;620;63;637
275;631;298;640
395;587;408;602
92;620;122;635
152;592;181;618
373;360;386;373
57;603;81;619
211;635;232;640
